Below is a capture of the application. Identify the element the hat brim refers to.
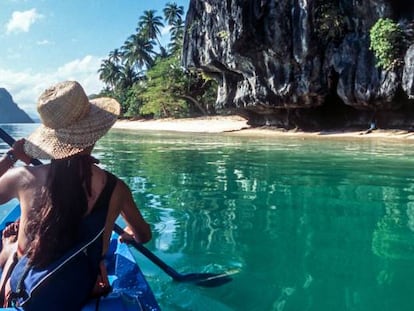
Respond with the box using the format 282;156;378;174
24;97;120;159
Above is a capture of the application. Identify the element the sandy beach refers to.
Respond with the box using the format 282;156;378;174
113;115;414;140
114;115;250;133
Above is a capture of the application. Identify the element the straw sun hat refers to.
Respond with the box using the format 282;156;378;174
24;81;120;159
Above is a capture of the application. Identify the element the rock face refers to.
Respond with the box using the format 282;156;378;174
0;88;33;123
183;0;414;129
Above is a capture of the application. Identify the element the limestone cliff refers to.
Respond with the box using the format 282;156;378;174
0;88;33;123
182;0;414;130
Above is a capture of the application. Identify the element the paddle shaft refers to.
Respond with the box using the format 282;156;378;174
113;224;184;280
0;128;42;166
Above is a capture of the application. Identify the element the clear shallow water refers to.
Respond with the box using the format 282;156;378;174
1;124;414;310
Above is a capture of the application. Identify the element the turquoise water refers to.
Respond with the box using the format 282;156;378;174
1;124;414;311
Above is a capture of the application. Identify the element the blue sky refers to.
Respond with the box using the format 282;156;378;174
0;0;189;118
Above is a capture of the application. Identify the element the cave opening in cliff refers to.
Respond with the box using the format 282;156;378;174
313;71;358;130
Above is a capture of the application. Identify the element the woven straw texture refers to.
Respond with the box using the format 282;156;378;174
24;81;120;159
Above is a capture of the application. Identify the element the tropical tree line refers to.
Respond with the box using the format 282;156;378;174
97;2;218;118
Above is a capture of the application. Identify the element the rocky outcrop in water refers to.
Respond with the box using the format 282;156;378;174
183;0;414;130
0;88;33;123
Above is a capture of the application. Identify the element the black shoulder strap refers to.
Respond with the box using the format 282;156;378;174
80;170;118;244
90;171;117;213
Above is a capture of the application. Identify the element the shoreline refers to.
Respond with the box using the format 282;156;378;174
113;115;250;133
113;116;414;140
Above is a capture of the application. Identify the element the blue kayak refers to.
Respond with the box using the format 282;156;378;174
0;205;161;311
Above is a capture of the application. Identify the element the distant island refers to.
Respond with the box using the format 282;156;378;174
0;88;33;123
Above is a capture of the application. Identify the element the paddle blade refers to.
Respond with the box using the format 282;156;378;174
195;273;233;287
113;224;234;287
177;272;233;287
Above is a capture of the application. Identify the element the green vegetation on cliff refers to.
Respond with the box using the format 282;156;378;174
369;18;406;70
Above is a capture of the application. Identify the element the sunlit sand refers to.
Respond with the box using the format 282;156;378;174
113;115;414;140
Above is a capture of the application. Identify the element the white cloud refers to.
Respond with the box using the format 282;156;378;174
161;25;172;36
36;39;51;45
5;9;43;34
0;55;104;119
159;26;172;49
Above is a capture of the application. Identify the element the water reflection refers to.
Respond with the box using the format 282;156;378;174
95;130;414;310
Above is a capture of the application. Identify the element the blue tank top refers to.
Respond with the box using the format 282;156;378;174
8;171;118;311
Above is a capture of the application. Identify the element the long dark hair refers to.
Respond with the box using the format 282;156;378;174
26;154;96;267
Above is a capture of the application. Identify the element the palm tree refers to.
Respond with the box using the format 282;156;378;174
108;48;122;64
118;64;142;89
137;10;164;51
163;2;185;54
121;33;155;70
163;2;184;26
168;19;185;53
98;59;121;90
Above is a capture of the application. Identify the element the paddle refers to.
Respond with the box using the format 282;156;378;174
0;128;42;166
113;224;232;287
0;127;232;287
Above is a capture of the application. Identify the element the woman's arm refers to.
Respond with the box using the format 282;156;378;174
0;139;31;204
0;153;16;177
116;179;152;244
0;168;20;204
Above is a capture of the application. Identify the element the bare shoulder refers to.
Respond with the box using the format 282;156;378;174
115;177;129;191
17;165;48;186
112;176;131;199
0;165;47;203
18;165;38;177
92;167;130;199
4;166;35;185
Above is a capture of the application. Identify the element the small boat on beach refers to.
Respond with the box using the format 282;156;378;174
0;205;161;311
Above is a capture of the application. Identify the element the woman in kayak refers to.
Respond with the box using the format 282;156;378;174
0;81;152;310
